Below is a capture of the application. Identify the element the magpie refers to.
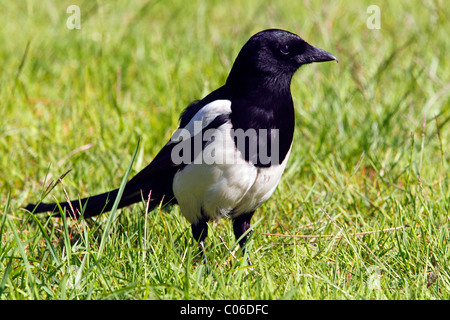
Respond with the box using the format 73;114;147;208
25;29;336;260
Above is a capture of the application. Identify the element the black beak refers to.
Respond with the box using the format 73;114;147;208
296;44;338;65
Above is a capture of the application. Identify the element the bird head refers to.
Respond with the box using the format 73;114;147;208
226;29;337;90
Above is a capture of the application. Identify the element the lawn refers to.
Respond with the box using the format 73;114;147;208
1;0;449;300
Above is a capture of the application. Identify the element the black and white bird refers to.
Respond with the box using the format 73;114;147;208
26;29;336;260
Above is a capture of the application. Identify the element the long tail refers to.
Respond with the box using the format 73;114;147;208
25;141;179;219
24;181;175;219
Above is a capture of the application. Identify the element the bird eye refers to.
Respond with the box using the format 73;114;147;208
280;44;290;55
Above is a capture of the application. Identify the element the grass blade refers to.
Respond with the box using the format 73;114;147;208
97;138;141;258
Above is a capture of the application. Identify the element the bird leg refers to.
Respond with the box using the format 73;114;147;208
198;240;209;274
191;218;209;272
232;211;255;267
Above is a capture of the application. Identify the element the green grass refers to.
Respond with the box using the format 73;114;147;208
1;0;449;300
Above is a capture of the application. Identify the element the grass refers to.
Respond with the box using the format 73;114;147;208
1;0;449;300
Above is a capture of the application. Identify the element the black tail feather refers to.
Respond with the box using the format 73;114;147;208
25;141;179;219
24;182;175;219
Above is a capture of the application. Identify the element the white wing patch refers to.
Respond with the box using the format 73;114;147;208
172;99;232;140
